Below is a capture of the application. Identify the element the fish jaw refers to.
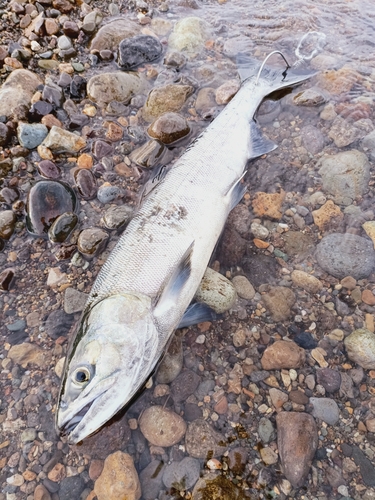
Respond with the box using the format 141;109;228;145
56;294;161;444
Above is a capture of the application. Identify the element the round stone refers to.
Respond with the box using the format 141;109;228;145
77;228;109;258
139;405;187;447
162;457;200;490
0;210;17;240
195;267;237;314
344;328;375;369
97;185;121;204
26;181;77;236
74;168;97;199
103;205;133;230
37;160;61;179
48;212;78;243
147;112;190;144
117;35;163;70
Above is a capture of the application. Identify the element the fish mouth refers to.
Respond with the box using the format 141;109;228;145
59;401;93;436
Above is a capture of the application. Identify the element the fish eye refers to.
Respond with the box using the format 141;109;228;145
73;367;91;385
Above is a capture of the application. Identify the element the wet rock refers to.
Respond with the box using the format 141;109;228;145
215;79;240;105
293;331;317;350
29;101;54;122
252;190;285;220
318;150;370;205
261;340;306;370
45;309;74;339
231;275;255;300
26;181;77;236
76;227;107;258
63;287;88;314
34;484;51;500
362;221;375;248
0;69;41;118
171;369;200;402
185;419;224;458
291;270;323;294
227;448;248;475
43;83;64;108
139;406;186;447
0;210;16;240
103;205;133;230
97;185;121;204
87;72;149;105
0;269;15;291
344;328;375;369
315;233;375;279
163;457;200;490
242;254;278;288
312;200;343;231
48;212;78;243
76;416;131;459
195;87;217;117
300;125;325;154
94;451;141;500
164;50;187;68
362;289;375;305
58;476;85;500
143;84;194;122
0;122;10;146
168;17;211;56
195;267;237;314
156;334;183;384
147;112;190;144
91;18;139;52
329;116;372;148
118;35;163;70
276;412;318;488
262;286;296;322
258;417;276;444
139;460;166;500
129;139;171;168
282;231;315;259
352;446;375;487
37;160;61;179
8;343;46;368
316;368;341;393
293;88;326;106
74;169;97;199
192;472;244;500
93;140;114;159
309;397;340;425
17;122;48;149
42;126;86;153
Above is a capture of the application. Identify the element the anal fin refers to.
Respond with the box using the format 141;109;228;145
178;302;220;329
249;121;277;159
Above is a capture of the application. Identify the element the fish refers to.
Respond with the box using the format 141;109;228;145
56;53;315;444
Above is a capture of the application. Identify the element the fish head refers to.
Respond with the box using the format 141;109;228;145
56;293;160;444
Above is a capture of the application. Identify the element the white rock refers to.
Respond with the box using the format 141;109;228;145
195;267;237;314
344;328;375;369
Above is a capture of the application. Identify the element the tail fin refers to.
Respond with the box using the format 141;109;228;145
237;51;316;91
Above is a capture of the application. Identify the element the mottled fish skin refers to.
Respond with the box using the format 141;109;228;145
57;61;315;443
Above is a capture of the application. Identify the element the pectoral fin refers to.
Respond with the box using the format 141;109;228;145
178;302;220;329
153;242;194;319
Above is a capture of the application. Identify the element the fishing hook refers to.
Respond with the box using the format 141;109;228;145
255;50;291;85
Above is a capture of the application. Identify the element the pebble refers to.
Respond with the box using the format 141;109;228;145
143;84;194;122
293;88;326;106
309;397;340;425
329;115;370;148
97;185;121;204
250;221;269;240
291;270;323;294
139;460;166;500
318;150;370;205
90;18;139;52
258;417;276;443
74;169;97;199
163;457;200;490
231;275;255;300
171;369;201;402
26;181;77;236
312;200;343;231
0;69;41;118
63;287;88;314
276;412;318;487
195;267;237;313
315;233;375;279
191;472;243;500
48;212;78;243
87;72;149;105
252;190;285;220
168;17;211;56
129;139;171;168
185;419;224;458
118;35;163;70
77;228;109;258
17;122;48;149
262;286;296;322
0;210;16;240
215;79;240;105
261;340;306;370
37;160;61;179
103;205;133;230
94;452;141;500
316;368;341;393
363;220;375;248
58;476;85;500
42;126;86;153
344;328;375;369
7;343;46;368
156;334;183;384
0;269;15;291
300;125;325;154
34;484;51;500
164;50;187;69
147;112;190;144
139;406;186;447
362;289;375;305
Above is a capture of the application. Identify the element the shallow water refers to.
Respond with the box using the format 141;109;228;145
1;0;375;499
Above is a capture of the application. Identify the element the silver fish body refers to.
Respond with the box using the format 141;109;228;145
57;60;315;443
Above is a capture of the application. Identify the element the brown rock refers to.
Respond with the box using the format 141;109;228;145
53;0;74;13
105;121;124;142
95;452;140;500
340;276;357;290
269;388;288;410
89;459;104;481
77;153;93;169
143;84;194;122
34;484;52;500
362;289;375;306
41;114;63;129
147;112;190;144
185;419;225;459
44;18;59;36
8;343;47;368
261;340;306;370
291;270;323;294
289;390;309;405
317;67;361;95
217;226;246;267
213;395;228;414
0;69;41;118
139;406;186;447
312;200;343;231
47;463;66;482
252;190;285;220
262;286;296;322
276;412;318;487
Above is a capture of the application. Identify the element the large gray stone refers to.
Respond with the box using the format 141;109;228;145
90;18;139;52
17;123;48;149
87;72;149;105
318;150;370;205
